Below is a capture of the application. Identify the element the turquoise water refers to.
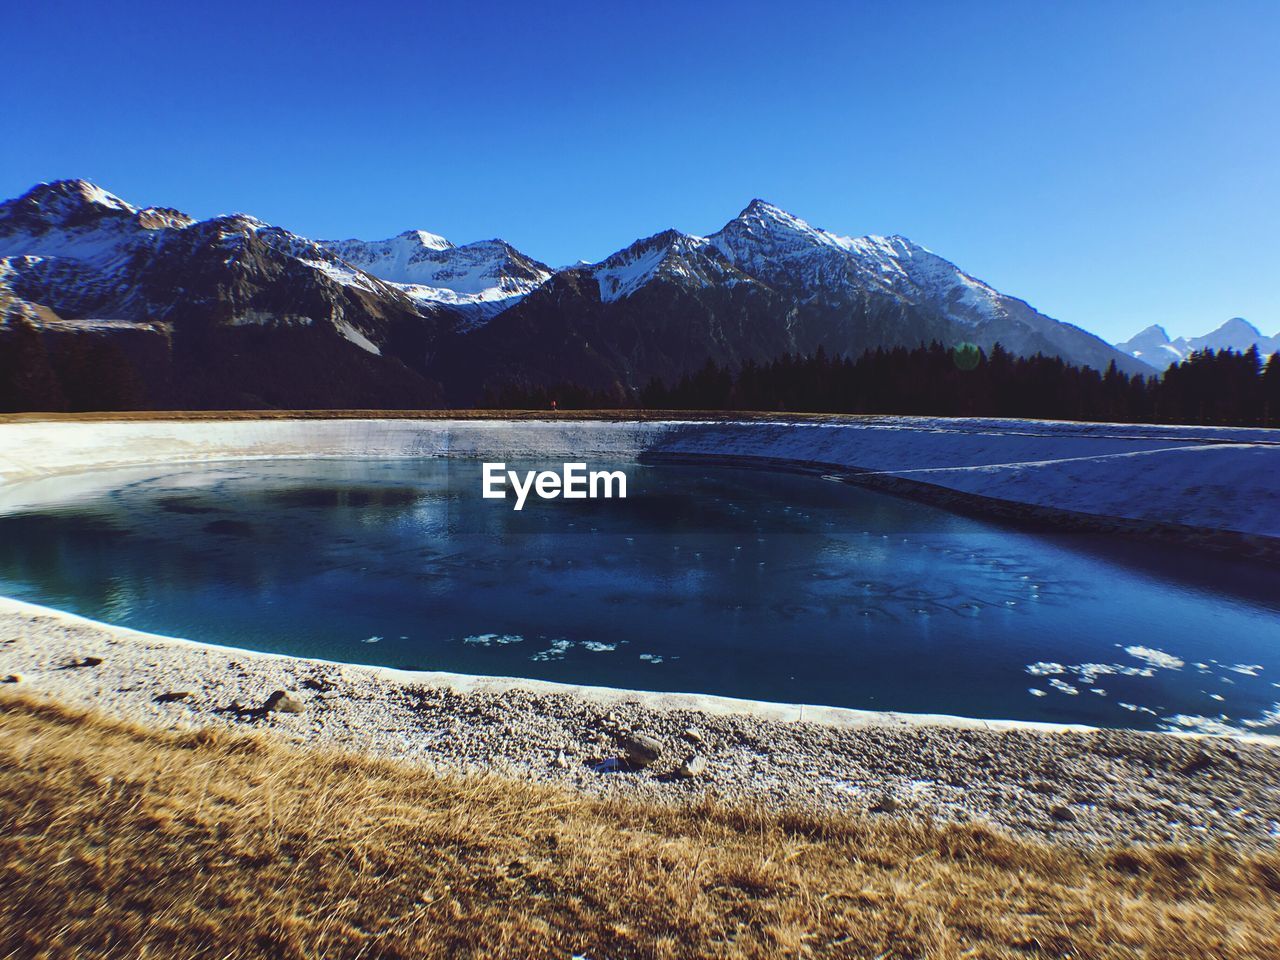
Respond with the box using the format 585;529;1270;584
1;458;1278;734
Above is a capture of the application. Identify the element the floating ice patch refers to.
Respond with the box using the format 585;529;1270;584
1048;678;1079;695
1119;702;1158;716
1076;663;1113;683
1040;661;1153;685
1227;664;1263;677
463;633;524;647
580;641;617;653
1091;688;1107;696
1242;704;1280;729
638;653;665;664
529;639;574;662
1101;663;1152;679
1026;662;1065;677
361;636;382;644
1028;688;1048;697
1124;646;1184;671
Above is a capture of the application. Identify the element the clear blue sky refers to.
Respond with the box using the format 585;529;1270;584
5;0;1277;341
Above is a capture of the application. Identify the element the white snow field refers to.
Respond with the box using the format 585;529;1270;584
0;416;1276;544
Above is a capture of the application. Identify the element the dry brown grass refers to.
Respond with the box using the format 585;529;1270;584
1;692;1278;960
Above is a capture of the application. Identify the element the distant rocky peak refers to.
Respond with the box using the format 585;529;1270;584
0;179;137;229
1115;317;1280;370
725;199;824;237
1212;316;1263;337
135;206;196;231
394;228;453;252
598;229;706;265
591;229;728;302
203;213;271;238
712;200;864;268
737;198;795;222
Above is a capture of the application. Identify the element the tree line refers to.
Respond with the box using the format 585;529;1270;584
0;319;146;413
489;342;1280;427
6;318;1280;426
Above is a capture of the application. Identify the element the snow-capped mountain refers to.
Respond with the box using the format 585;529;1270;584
707;201;1142;373
592;230;745;303
1114;325;1187;367
2;179;1153;409
1116;318;1279;369
0;179;426;337
319;231;552;325
443;200;1149;398
0;180;454;408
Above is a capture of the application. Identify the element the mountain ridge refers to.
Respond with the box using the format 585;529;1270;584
1116;318;1279;369
2;179;1152;409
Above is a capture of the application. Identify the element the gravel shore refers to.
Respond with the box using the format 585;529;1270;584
4;596;1279;850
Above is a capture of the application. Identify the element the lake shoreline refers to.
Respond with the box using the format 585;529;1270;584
4;415;1278;557
5;595;1279;850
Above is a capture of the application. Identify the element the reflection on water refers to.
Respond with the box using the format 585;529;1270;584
1;458;1279;733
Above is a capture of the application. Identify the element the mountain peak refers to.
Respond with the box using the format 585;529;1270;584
394;228;453;251
1213;316;1261;337
732;199;814;231
1116;317;1278;369
591;229;729;302
1;179;137;228
739;198;787;217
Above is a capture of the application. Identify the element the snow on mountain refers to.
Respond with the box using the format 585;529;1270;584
1115;325;1188;367
571;198;1147;376
319;231;552;325
1;180;1162;404
0;180;555;347
0;179;138;228
592;229;744;302
0;180;459;409
1187;317;1279;355
0;181;429;338
320;230;453;281
1116;318;1280;369
582;199;1011;327
704;200;1006;322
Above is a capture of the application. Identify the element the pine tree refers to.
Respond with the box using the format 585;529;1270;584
1263;352;1280;427
0;319;66;412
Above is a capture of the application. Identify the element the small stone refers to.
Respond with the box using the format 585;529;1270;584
2;673;23;684
869;793;901;814
1181;752;1214;775
620;733;663;768
155;691;193;704
1050;804;1076;823
676;754;707;778
264;690;305;714
552;750;569;769
70;656;103;668
683;727;705;745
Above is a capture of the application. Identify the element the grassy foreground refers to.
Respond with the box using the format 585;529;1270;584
1;694;1278;959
